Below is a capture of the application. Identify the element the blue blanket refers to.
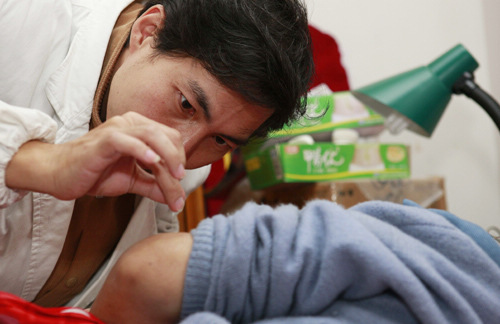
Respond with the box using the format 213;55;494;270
180;200;500;323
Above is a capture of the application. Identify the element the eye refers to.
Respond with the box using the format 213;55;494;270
214;136;236;152
180;95;195;115
215;136;228;146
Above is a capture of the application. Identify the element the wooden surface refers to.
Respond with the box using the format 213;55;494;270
178;186;206;232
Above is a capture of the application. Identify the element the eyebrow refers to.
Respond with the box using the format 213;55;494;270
187;80;250;147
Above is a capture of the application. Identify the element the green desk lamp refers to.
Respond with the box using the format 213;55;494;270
352;44;500;137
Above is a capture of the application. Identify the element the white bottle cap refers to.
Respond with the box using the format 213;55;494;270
287;134;315;145
332;128;359;144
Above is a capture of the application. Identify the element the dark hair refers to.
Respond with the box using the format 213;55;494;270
138;0;314;137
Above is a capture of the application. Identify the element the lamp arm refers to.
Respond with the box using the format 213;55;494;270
452;71;500;133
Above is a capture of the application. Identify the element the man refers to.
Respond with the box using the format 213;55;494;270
89;199;500;323
0;0;313;308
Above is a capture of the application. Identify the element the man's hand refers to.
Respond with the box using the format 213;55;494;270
5;112;186;211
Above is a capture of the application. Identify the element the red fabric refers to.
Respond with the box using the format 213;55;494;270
0;291;104;324
308;25;350;91
204;25;350;216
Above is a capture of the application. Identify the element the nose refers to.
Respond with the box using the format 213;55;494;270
181;128;205;162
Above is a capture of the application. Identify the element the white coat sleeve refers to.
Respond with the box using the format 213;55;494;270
0;104;58;207
0;0;68;207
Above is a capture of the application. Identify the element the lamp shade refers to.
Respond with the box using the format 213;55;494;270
352;44;479;136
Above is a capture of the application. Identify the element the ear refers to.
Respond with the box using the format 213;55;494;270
128;5;166;52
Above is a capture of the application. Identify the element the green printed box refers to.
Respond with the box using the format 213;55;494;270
270;91;385;139
244;142;410;190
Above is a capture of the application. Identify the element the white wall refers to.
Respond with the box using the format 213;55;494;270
304;0;500;229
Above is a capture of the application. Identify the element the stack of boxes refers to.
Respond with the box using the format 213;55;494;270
242;90;411;190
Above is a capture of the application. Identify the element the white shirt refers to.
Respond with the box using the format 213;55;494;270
0;0;209;307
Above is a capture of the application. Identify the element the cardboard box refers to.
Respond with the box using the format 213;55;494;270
220;177;447;215
244;142;410;190
257;177;446;210
271;91;385;139
242;91;411;190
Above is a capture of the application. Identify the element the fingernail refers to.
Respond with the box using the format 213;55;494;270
145;149;161;163
174;197;185;212
176;164;186;179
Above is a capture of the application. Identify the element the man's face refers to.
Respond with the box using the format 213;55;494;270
107;40;273;169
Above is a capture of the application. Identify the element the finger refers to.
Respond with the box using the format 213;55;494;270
92;129;186;207
98;132;165;171
118;113;186;179
149;161;186;212
134;125;186;180
128;165;185;210
127;168;167;204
